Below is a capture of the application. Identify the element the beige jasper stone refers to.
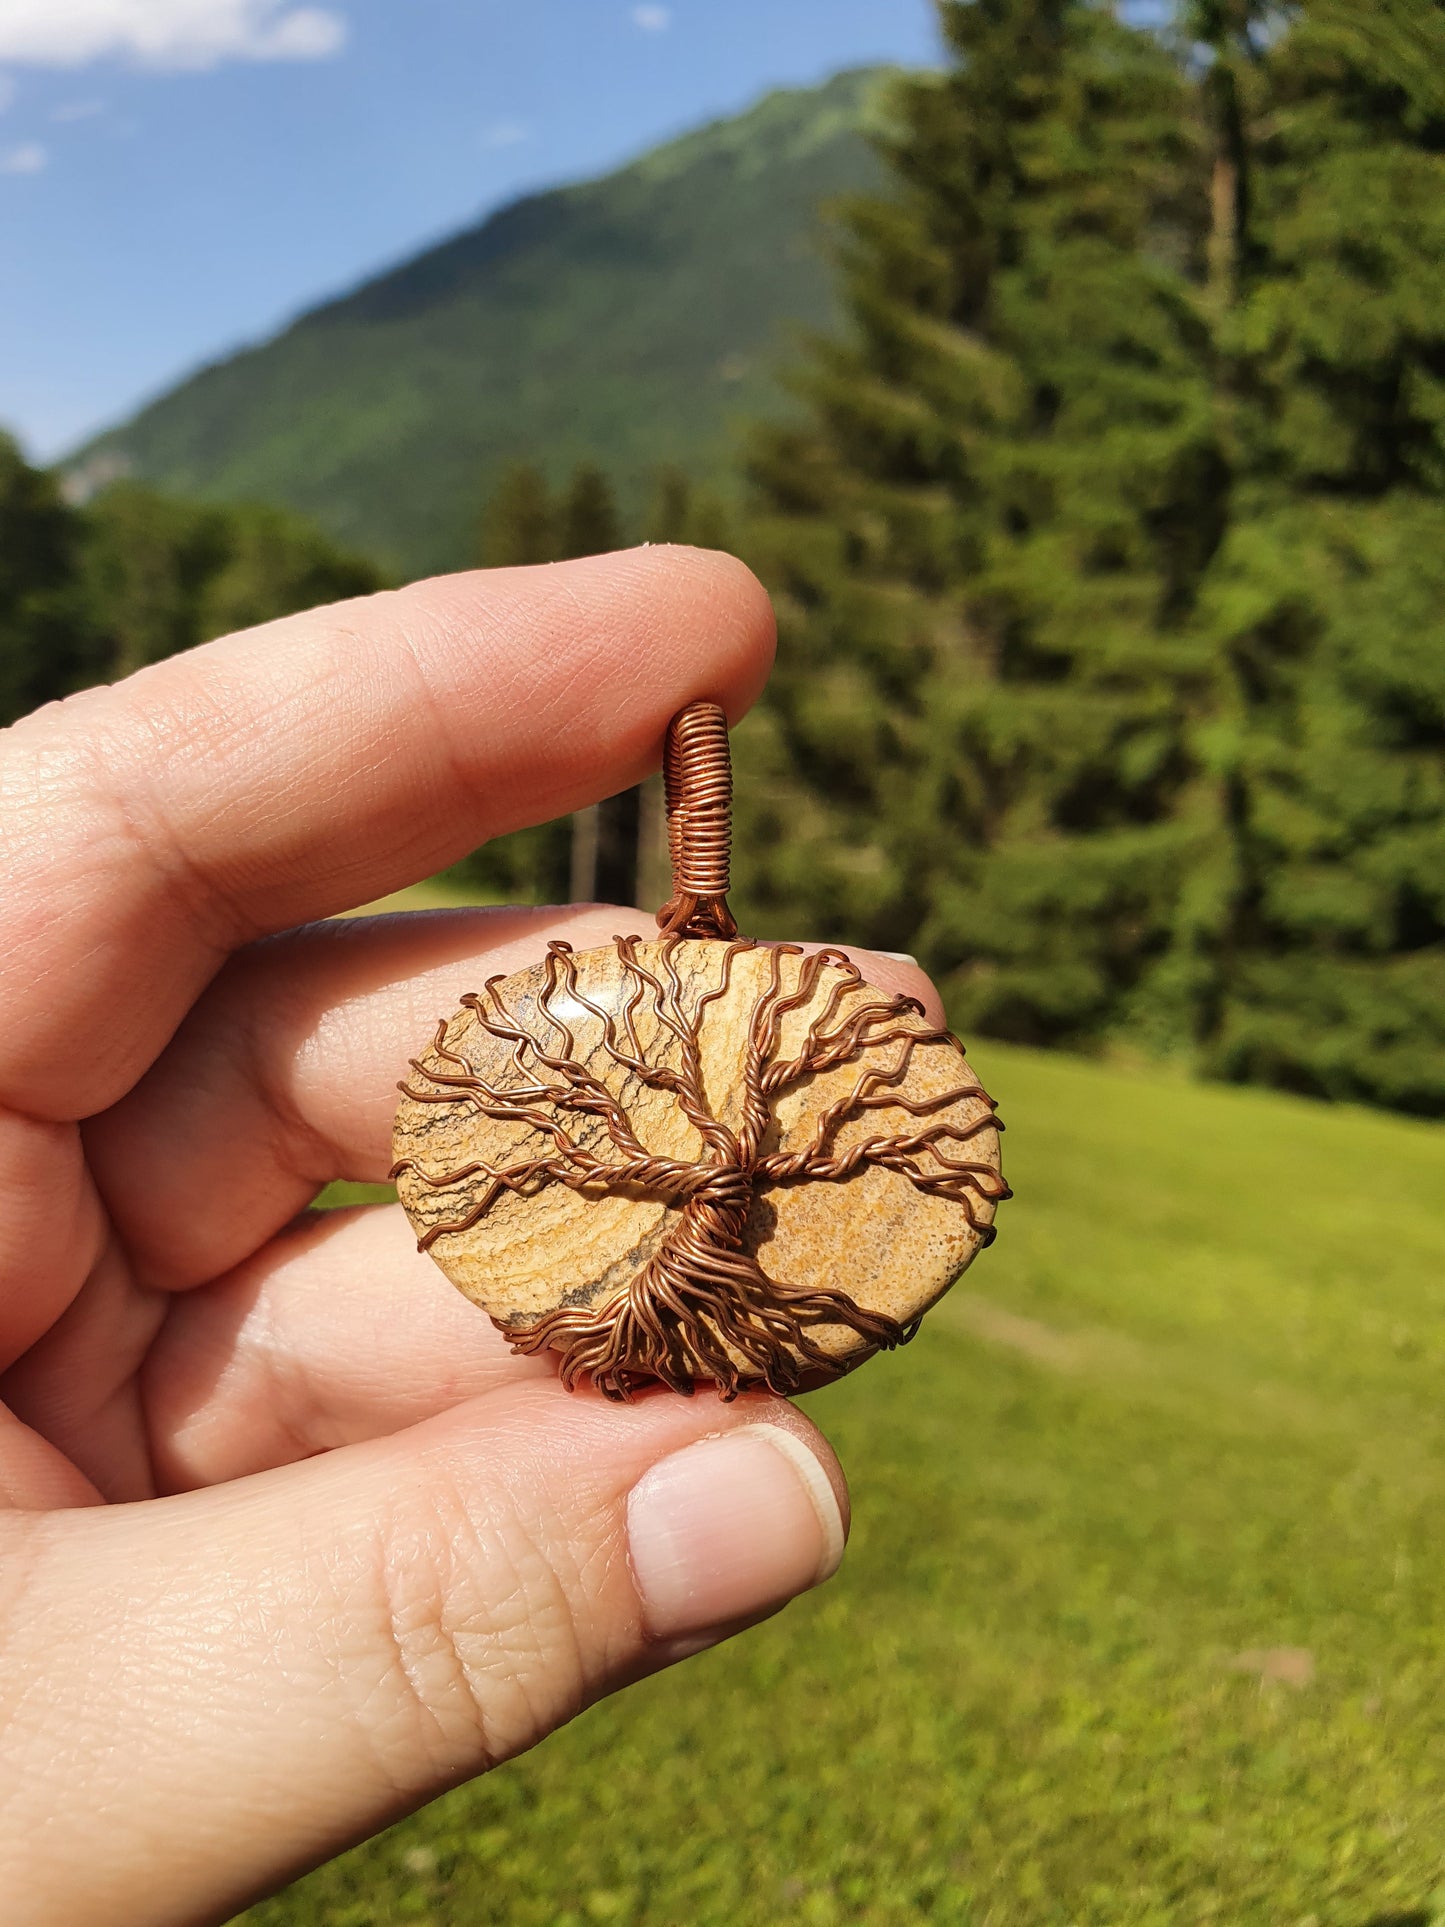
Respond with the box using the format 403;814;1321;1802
392;935;1007;1396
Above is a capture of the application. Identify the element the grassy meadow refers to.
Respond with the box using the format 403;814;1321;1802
247;1035;1445;1926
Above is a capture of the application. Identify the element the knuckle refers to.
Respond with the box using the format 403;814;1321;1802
2;667;257;957
361;1468;602;1791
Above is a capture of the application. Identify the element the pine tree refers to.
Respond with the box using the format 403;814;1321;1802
480;464;555;567
1188;0;1445;1111
556;464;635;898
76;485;383;679
468;463;572;901
646;466;694;544
467;459;639;904
0;435;105;727
77;483;385;678
197;501;382;638
684;487;736;554
741;0;1221;1048
78;483;225;678
1;453;386;731
736;0;1444;1111
644;465;736;552
558;464;623;559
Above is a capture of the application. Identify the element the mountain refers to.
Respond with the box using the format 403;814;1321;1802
73;69;891;579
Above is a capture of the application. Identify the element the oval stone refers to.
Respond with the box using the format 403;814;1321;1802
393;935;1007;1396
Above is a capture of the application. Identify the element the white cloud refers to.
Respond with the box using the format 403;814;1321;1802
0;2;347;71
481;118;528;150
0;140;47;173
631;5;671;30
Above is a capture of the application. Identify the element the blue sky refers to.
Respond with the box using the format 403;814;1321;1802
0;0;943;458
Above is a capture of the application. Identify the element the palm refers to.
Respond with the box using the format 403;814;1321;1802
0;910;585;1507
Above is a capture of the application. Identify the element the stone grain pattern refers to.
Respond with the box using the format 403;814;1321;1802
392;936;1006;1396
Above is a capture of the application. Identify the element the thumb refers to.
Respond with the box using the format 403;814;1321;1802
0;1383;847;1927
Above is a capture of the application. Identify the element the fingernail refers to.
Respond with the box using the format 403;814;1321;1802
627;1424;846;1640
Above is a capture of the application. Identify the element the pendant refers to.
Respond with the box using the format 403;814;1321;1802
392;701;1010;1400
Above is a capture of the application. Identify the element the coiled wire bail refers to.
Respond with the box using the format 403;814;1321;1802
655;700;740;941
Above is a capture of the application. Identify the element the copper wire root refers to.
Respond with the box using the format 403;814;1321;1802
396;935;1011;1401
656;700;738;940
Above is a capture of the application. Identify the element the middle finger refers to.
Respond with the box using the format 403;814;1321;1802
141;1202;555;1491
86;904;624;1292
85;904;946;1293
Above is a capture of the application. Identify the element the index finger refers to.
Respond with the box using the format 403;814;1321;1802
0;548;775;1120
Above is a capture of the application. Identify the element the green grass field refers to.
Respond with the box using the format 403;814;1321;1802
245;1040;1445;1927
335;878;500;918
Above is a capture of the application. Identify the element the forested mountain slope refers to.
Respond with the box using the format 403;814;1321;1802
73;69;888;577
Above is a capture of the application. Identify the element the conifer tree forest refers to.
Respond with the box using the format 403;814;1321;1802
464;462;733;908
737;0;1445;1116
0;434;381;724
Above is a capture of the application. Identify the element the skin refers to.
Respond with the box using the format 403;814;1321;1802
0;548;945;1927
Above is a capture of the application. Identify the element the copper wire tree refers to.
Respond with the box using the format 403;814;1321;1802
393;703;1009;1400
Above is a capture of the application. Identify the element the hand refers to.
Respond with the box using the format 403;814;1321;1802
0;549;943;1927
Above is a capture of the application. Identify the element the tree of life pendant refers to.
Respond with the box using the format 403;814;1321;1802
392;701;1010;1400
